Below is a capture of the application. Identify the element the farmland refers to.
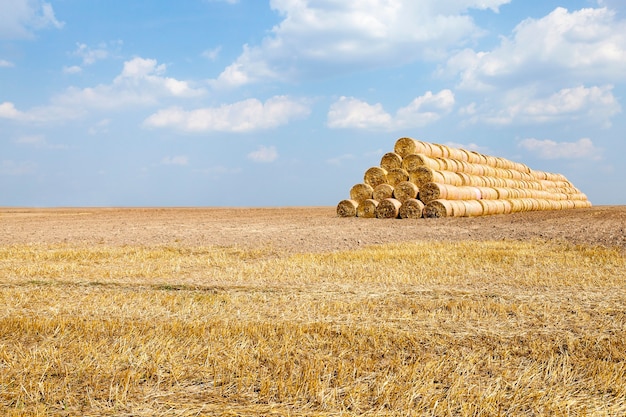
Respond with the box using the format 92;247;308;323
1;206;625;416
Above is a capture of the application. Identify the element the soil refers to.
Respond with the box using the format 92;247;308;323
1;206;625;253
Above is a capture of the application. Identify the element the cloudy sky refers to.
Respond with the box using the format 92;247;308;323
1;0;625;206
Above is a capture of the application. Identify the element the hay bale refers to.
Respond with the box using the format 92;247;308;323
386;167;409;187
373;183;395;201
357;199;379;218
337;199;358;217
376;198;402;219
364;166;388;187
380;152;403;171
349;183;374;203
423;199;455;218
394;137;430;157
402;153;443;171
410;167;464;187
399;198;424;219
461;200;484;217
393;181;419;203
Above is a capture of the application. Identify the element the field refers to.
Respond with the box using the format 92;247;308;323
1;206;625;416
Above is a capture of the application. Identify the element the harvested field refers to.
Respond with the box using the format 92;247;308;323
1;206;623;251
1;206;625;416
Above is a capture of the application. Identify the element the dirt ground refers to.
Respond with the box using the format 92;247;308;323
1;206;624;253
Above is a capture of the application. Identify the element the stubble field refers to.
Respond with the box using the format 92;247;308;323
1;206;625;416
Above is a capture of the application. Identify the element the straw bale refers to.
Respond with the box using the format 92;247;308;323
337;199;358;217
357;199;379;218
402;153;443;171
458;200;482;217
448;147;468;161
394;138;430;157
364;166;388;187
428;143;444;158
435;143;451;158
387;167;409;186
393;181;419;203
380;152;403;171
423;199;454;218
349;183;374;203
373;183;395;201
376;198;402;219
476;187;499;200
399;198;425;219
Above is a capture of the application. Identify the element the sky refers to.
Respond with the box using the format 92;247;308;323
1;0;625;207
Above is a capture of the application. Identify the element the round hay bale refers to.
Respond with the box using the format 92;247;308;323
349;183;374;203
364;166;388;187
462;200;484;217
373;183;395;201
337;199;358;217
376;198;402;219
478;200;498;216
449;200;467;217
387;167;409;187
394;138;430;157
419;182;449;203
410;166;439;187
427;142;444;158
402;153;442;171
435;143;451;158
476;187;498;200
357;199;379;218
399;198;425;219
380;152;403;171
393;181;419;203
423;199;455;218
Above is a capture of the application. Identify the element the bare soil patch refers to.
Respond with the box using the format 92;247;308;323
1;206;624;252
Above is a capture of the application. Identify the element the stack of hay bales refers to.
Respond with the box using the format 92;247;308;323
337;137;591;219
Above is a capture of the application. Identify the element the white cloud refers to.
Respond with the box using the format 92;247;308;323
202;46;222;61
247;145;278;163
63;65;82;74
445;7;626;91
161;155;189;166
15;134;67;149
144;95;311;133
0;59;14;67
327;90;455;130
0;57;205;123
0;160;37;176
72;41;122;66
326;153;356;166
469;85;621;126
519;138;602;160
0;0;63;39
213;0;510;87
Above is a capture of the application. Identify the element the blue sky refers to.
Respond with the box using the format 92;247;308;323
1;0;625;207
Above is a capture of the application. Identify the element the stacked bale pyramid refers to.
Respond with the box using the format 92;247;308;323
337;137;591;219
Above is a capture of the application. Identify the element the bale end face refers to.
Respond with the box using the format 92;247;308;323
337;199;358;217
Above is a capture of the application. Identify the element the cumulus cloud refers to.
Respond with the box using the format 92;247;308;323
0;59;14;67
213;0;510;87
445;7;626;90
467;85;620;126
519;138;602;160
327;90;455;130
0;57;205;123
144;96;311;133
71;41;122;66
0;0;63;39
247;145;278;163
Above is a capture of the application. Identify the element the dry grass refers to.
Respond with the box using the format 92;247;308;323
1;240;625;416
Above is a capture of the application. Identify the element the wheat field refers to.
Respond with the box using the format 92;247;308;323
1;240;625;416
